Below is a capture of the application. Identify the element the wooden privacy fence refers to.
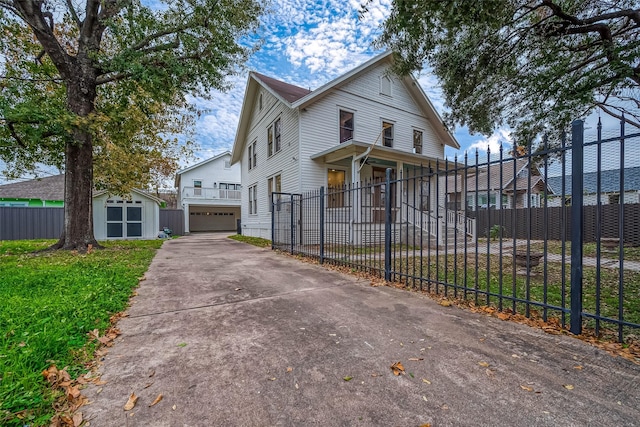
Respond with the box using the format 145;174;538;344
0;207;184;240
474;203;640;246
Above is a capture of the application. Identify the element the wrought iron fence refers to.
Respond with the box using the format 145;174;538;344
272;119;640;343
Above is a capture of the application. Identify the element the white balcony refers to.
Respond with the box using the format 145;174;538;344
182;186;241;201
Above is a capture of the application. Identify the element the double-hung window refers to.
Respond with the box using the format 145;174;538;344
339;110;354;143
267;174;282;211
248;141;257;170
382;122;394;147
248;184;258;214
413;130;423;154
268;118;282;157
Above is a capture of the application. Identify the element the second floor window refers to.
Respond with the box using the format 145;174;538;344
193;180;202;196
248;141;257;170
413;130;423;154
340;110;354;143
248;184;258;214
268;118;282;156
383;122;394;147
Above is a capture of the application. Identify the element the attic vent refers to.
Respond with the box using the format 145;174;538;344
380;75;392;96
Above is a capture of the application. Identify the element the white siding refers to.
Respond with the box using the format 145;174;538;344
93;192;159;240
240;88;301;238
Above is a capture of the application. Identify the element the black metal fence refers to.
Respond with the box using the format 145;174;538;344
273;119;640;343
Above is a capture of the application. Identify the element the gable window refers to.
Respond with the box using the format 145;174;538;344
248;140;257;170
268;118;282;157
340;110;354;143
380;75;392;96
413;130;423;154
193;180;202;196
248;184;258;215
383;121;394;147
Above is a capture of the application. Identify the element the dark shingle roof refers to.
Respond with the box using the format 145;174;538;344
253;72;311;103
0;174;65;201
547;167;640;195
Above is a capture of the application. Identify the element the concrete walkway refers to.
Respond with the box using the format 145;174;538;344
82;233;640;426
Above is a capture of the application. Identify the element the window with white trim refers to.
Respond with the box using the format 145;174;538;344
267;174;282;211
413;130;423;154
193;180;202;196
268;118;282;157
248;140;257;170
383;121;394;147
339;110;354;143
248;184;258;214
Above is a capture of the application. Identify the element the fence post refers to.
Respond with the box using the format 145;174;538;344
319;187;325;264
384;168;392;281
290;195;295;254
570;119;584;335
271;193;275;250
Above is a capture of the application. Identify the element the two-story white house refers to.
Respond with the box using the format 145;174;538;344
230;51;459;240
175;151;241;233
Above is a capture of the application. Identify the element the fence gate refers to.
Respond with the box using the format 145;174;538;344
271;192;301;252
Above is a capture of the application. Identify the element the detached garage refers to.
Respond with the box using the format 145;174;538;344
188;206;240;231
93;189;162;240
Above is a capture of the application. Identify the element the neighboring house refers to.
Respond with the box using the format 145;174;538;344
547;167;640;207
230;51;459;239
0;175;163;240
446;158;553;211
0;174;65;207
175;151;241;233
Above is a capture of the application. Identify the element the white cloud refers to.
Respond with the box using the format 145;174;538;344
467;128;513;154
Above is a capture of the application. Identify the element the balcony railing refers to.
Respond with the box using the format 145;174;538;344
182;186;241;200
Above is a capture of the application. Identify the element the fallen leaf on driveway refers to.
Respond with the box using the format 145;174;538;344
286;367;293;373
439;300;452;307
148;369;156;377
268;377;276;381
478;361;490;367
563;384;574;390
72;412;83;427
343;376;353;381
422;378;431;384
408;357;424;361
124;393;138;411
520;385;534;392
390;362;405;376
573;365;583;370
149;394;163;407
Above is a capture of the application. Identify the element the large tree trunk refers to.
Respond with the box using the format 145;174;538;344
50;75;101;252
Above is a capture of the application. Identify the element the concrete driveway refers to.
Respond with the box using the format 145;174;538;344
82;233;640;426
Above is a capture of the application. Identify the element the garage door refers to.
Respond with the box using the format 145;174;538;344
189;206;239;231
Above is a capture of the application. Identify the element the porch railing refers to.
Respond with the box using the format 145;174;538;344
182;186;241;200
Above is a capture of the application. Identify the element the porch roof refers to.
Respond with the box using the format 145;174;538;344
309;140;458;168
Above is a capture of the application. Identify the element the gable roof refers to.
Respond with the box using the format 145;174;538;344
231;51;459;164
93;188;164;205
253;72;311;103
446;158;550;193
174;151;232;188
0;175;65;201
547;167;640;196
0;174;163;204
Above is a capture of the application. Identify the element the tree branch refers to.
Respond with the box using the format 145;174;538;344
65;0;82;28
596;103;640;129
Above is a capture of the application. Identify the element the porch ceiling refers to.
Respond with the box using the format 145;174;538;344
310;140;456;168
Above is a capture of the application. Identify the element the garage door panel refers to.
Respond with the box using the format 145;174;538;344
189;207;240;231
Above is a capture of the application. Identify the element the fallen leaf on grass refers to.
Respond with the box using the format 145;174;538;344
124;393;138;411
390;362;405;376
520;385;534;392
149;394;163;407
563;384;574;390
343;376;353;381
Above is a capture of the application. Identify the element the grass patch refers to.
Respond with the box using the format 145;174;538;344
388;252;640;339
0;239;163;426
527;240;640;263
228;234;271;248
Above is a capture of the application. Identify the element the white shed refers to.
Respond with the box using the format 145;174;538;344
93;189;162;240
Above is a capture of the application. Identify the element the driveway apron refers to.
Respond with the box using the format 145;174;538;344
82;233;640;426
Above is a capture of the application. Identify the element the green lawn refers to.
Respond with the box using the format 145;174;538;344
0;239;163;426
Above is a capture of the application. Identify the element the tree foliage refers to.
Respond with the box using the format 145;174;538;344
0;0;262;250
375;0;640;143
